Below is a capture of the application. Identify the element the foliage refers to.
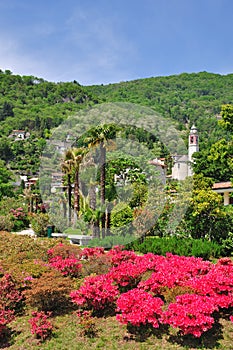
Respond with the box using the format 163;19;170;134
219;104;233;132
128;236;223;259
192;138;233;182
24;270;74;312
0;160;14;199
30;213;50;237
183;186;233;242
76;310;97;337
110;202;134;228
0;231;55;264
221;231;233;256
0;215;14;231
87;234;135;249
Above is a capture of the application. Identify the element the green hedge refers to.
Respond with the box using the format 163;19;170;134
126;236;224;259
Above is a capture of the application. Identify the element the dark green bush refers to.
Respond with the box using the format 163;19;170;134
127;236;223;259
88;234;134;249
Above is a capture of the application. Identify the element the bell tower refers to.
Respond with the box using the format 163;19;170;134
188;125;199;176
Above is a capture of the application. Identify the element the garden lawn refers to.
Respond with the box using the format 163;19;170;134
0;231;233;349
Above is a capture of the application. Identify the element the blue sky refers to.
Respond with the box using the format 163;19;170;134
0;0;233;85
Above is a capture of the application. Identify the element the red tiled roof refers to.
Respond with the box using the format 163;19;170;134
212;182;232;189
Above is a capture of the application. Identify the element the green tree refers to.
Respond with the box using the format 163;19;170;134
219;104;233;132
61;156;74;225
85;124;118;237
62;147;87;221
181;175;232;242
192;138;233;182
0;160;14;199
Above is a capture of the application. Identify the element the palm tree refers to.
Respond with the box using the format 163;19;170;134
62;147;87;221
85;124;118;237
61;157;73;225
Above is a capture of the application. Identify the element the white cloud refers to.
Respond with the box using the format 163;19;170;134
0;4;137;84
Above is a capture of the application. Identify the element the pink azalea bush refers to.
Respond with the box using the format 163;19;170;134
28;311;53;341
70;248;233;338
0;309;14;336
80;247;105;259
0;273;23;336
47;243;82;277
116;288;164;328
48;256;82;277
161;294;218;337
70;274;119;311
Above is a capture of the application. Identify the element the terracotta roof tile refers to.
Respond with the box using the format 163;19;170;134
212;182;232;189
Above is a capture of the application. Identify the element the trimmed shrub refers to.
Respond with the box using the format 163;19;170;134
24;270;75;313
128;236;223;259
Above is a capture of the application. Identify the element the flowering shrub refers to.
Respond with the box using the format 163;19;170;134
47;243;82;277
70;250;233;338
28;311;53;341
107;246;137;266
116;288;164;328
0;273;22;312
161;294;218;337
0;309;14;336
10;207;29;231
70;274;119;312
49;256;82;277
80;247;105;259
47;242;81;260
0;273;23;336
10;207;25;219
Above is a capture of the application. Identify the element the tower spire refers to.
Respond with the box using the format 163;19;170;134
188;125;199;176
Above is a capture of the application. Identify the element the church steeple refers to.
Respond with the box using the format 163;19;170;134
188;125;199;176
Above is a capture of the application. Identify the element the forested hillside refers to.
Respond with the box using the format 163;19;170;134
0;69;232;176
86;71;233;148
0;69;98;136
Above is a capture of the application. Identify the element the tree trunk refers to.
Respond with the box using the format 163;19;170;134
100;142;106;238
100;142;106;205
89;184;96;210
105;203;112;236
67;174;72;225
74;169;80;216
101;212;106;239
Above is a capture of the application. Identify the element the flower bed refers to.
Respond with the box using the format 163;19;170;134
71;248;233;338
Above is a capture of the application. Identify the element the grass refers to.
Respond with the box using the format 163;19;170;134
1;310;233;350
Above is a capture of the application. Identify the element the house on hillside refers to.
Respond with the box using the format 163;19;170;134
212;182;233;205
8;130;30;140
